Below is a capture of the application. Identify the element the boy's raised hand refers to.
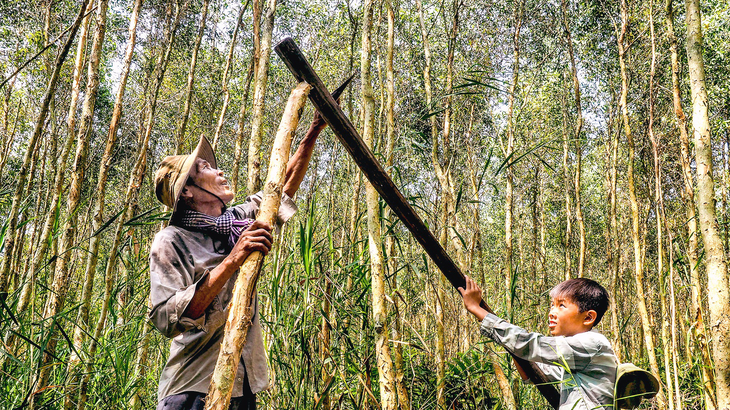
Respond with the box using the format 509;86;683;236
458;276;488;321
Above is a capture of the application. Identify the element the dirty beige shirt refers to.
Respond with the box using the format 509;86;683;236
149;192;296;402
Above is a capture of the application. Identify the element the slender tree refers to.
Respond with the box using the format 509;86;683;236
176;0;211;154
247;0;277;193
561;0;586;277
65;1;142;407
212;0;250;149
685;0;730;407
32;1;109;404
0;0;91;303
360;1;398;407
616;1;665;406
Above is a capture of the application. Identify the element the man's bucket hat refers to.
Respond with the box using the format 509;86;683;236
614;363;660;409
154;136;218;214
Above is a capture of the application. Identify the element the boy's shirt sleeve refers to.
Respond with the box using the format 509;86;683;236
480;313;596;374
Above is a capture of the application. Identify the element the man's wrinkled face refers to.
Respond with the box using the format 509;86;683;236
548;297;593;337
188;158;235;205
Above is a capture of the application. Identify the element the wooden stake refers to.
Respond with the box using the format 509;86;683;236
275;37;560;409
204;81;311;410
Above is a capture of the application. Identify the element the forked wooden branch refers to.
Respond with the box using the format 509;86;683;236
274;37;560;409
204;82;312;410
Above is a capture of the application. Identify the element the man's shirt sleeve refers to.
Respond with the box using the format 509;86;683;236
148;235;209;338
480;313;597;376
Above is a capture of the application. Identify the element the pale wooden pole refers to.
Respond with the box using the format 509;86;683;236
204;81;311;410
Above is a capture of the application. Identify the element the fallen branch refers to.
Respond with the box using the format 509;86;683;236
204;81;311;410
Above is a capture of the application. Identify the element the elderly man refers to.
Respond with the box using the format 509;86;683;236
149;111;326;410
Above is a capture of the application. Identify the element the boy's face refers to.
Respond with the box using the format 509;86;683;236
548;297;596;337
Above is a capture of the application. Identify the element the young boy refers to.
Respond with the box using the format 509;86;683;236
459;276;618;410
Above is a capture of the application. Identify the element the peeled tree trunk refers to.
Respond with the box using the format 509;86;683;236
204;82;311;410
0;0;91;302
685;0;730;407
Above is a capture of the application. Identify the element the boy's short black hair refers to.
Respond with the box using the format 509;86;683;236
549;278;610;326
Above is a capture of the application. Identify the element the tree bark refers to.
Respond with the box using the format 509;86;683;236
204;82;310;410
247;0;277;194
360;2;398;408
685;0;730;407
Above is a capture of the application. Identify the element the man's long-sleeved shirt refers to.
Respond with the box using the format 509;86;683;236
149;192;296;402
480;313;617;410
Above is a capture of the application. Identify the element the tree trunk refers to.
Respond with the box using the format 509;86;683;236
607;92;622;361
383;1;410;408
665;0;716;404
64;0;142;407
0;0;91;303
504;0;523;322
12;6;92;321
205;82;310;410
561;0;586;277
231;53;256;194
561;77;573;280
176;0;210;154
685;0;730;407
617;1;666;407
31;1;109;405
247;0;277;194
646;3;675;407
212;0;250;150
359;2;398;408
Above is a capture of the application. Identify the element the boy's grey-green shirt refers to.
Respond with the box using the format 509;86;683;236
149;192;296;402
480;313;617;410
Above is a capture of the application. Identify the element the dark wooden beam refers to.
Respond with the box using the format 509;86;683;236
275;37;560;409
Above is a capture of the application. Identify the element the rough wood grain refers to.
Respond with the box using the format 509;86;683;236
204;82;311;410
